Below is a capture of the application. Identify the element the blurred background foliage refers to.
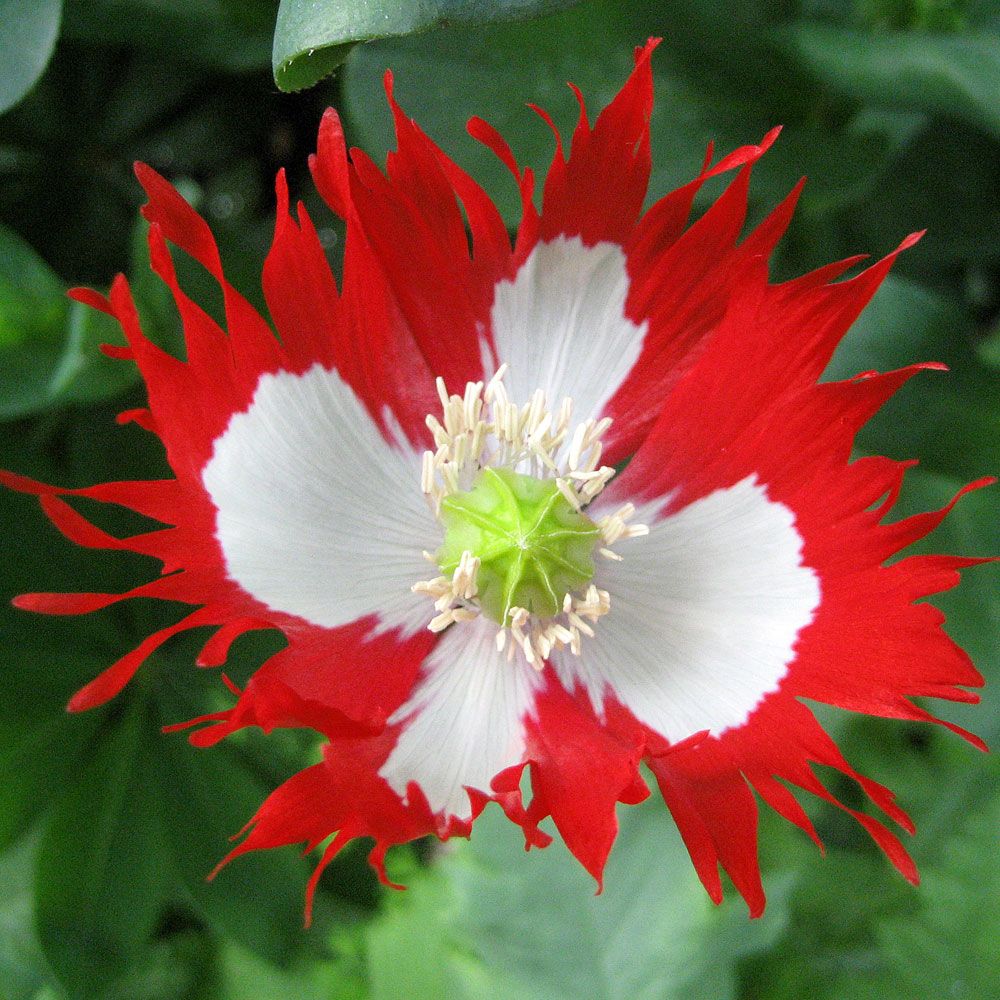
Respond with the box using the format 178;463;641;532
0;0;997;998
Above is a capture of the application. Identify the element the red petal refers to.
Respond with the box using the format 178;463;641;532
312;76;503;396
523;679;647;889
210;739;442;925
135;162;283;385
68;606;219;711
604;136;782;460
649;741;766;917
183;618;435;745
538;39;659;247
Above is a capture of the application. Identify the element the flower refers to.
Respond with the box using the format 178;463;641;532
4;38;991;922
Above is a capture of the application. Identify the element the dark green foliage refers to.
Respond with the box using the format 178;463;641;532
0;1;996;997
272;0;585;92
0;0;62;115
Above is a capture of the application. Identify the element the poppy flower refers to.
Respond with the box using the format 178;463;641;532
4;38;990;922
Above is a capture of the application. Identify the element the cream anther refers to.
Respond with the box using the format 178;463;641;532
413;366;648;667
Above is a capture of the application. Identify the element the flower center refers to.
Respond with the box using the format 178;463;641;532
437;467;600;624
412;366;647;668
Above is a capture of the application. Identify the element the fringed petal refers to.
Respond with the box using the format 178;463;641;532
4;42;990;927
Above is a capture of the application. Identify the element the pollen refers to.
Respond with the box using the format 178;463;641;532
412;367;647;668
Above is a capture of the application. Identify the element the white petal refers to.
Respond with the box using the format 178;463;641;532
202;363;436;635
380;616;541;819
553;477;821;741
487;237;645;422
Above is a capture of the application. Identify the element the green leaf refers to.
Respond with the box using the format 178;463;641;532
749;847;916;1000
208;941;368;1000
0;0;62;115
62;0;271;73
842;121;1000;276
34;705;172;999
0;224;136;421
341;1;635;223
825;276;999;482
976;321;1000;370
101;929;216;1000
0;222;65;348
862;793;1000;1000
155;726;309;965
367;799;789;1000
272;0;584;92
783;25;1000;139
791;789;1000;1000
0;603;115;855
340;0;915;231
0;834;55;1000
0;710;100;853
0;478;122;852
52;300;139;405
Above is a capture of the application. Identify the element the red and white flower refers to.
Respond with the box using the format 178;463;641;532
4;39;990;921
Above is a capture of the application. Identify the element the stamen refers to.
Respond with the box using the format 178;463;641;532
413;366;648;669
556;477;583;512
